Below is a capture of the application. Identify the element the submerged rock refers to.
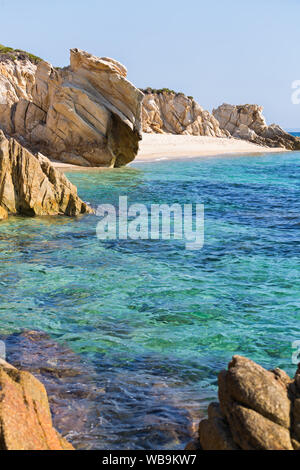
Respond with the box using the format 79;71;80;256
0;130;93;216
0;358;73;450
4;330;100;450
213;103;300;150
141;89;229;137
0;48;144;167
194;356;300;450
4;330;197;450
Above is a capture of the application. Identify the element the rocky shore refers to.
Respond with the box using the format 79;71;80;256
2;339;299;450
189;356;300;450
0;130;93;217
141;89;300;151
0;357;74;450
141;88;228;137
213;103;300;151
0;48;143;168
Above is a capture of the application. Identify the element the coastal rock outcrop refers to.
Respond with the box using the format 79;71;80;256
0;48;144;167
0;130;93;216
0;205;7;220
213;103;300;150
194;356;300;450
141;89;229;137
0;358;74;450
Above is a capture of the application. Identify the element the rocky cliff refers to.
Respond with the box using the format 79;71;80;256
0;130;93;217
213;103;300;150
0;358;74;450
141;89;229;137
0;48;143;167
190;356;300;450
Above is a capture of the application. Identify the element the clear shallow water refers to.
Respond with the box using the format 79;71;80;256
0;151;300;449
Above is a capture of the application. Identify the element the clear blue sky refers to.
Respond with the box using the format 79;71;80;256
1;0;299;129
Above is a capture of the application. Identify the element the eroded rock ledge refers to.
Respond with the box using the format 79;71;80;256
0;358;74;450
0;48;144;167
141;89;228;137
0;130;93;216
190;356;300;450
213;103;300;151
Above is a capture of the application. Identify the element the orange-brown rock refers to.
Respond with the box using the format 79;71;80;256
0;358;74;450
197;355;299;450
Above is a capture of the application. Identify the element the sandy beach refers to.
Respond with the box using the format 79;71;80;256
52;134;287;170
136;133;286;162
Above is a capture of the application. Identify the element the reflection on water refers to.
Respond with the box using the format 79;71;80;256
0;152;300;449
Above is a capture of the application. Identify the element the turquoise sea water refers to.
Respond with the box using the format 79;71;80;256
0;151;300;449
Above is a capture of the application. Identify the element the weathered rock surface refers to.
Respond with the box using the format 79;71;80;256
213;103;300;150
0;130;93;216
0;205;7;220
4;330;100;450
0;357;74;450
0;48;144;167
196;356;300;450
141;89;229;137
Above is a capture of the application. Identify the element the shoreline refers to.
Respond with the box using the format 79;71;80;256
135;133;288;162
52;134;289;171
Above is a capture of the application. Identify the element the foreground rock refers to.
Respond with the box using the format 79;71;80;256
213;103;300;150
0;358;73;450
194;356;300;450
142;89;229;137
4;330;99;450
0;48;143;167
0;130;93;216
0;205;8;220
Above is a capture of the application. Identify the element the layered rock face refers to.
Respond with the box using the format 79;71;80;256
0;358;73;450
213;103;300;150
195;356;300;450
0;130;93;216
142;89;229;137
0;49;143;167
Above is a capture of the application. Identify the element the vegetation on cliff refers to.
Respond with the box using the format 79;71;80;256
0;44;42;64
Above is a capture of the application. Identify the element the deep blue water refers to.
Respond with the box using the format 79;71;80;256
0;151;300;449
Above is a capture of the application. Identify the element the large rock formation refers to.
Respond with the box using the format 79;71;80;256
213;103;300;150
194;356;300;450
141;89;229;137
0;130;93;216
0;358;74;450
0;48;143;167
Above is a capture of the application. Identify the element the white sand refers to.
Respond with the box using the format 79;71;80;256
136;133;286;162
52;133;287;170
